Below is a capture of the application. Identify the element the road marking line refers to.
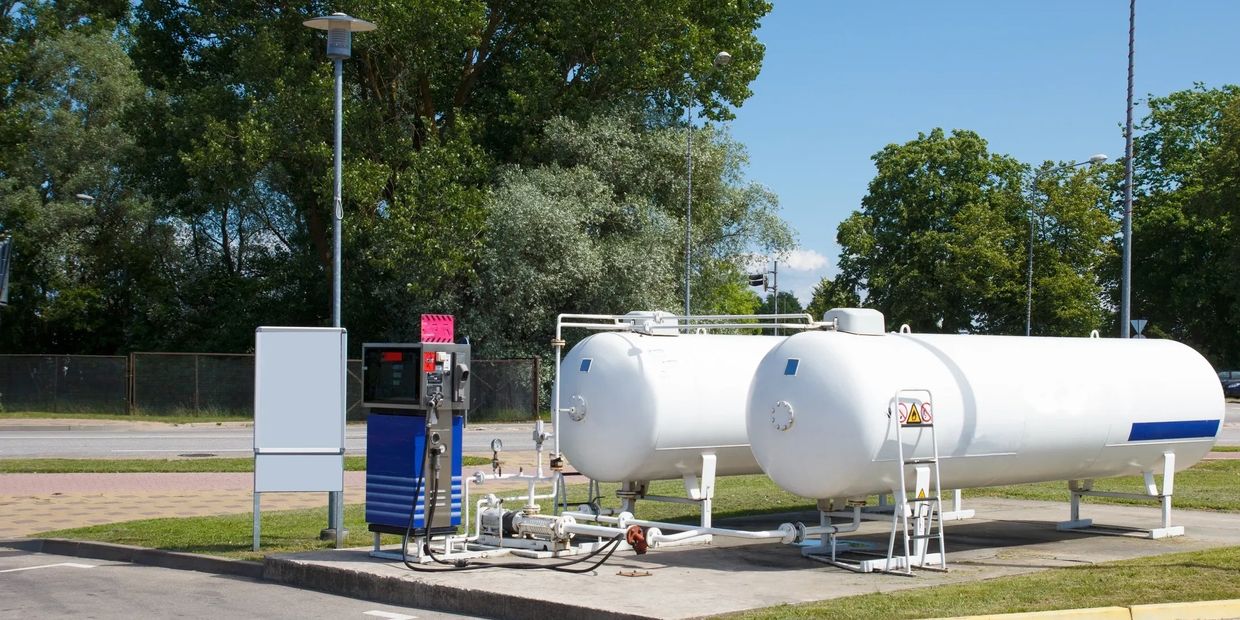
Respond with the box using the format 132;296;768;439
111;449;251;453
363;611;416;620
0;435;247;440
0;562;96;573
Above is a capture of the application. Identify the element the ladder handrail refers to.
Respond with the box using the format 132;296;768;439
886;388;947;574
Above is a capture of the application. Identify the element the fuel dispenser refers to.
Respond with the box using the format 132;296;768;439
362;315;470;537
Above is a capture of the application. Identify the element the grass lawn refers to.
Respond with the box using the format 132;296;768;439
1;455;491;474
968;459;1240;512
32;459;1240;616
38;504;397;563
729;545;1240;620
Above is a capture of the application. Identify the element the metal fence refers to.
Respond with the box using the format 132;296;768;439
0;353;539;421
0;354;127;413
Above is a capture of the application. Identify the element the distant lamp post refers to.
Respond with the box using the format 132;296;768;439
303;10;376;544
1026;153;1107;336
684;50;732;319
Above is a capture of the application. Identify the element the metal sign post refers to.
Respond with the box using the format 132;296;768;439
253;327;347;551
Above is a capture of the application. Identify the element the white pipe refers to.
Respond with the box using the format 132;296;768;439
563;521;631;539
647;523;795;543
563;511;796;543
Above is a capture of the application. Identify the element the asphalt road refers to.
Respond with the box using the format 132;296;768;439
2;402;1237;459
0;549;471;619
0;422;547;458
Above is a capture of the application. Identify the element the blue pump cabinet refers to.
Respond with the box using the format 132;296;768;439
361;340;470;536
365;412;463;533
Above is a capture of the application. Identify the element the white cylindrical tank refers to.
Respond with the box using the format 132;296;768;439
746;328;1224;500
560;332;784;482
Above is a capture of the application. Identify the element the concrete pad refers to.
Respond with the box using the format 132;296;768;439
263;498;1240;620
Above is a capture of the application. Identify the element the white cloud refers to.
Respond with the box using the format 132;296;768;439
780;248;829;272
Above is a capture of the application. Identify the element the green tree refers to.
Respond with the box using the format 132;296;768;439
467;113;791;357
0;6;176;353
835;128;1113;335
835;129;1027;333
805;275;860;320
1117;84;1240;364
756;290;803;316
128;0;774;351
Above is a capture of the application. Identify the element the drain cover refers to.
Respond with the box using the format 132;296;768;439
178;453;217;458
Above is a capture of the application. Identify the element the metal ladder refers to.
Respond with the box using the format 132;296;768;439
886;389;947;574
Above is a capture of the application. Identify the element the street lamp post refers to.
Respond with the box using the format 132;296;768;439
684;50;731;320
1026;153;1107;337
303;10;376;543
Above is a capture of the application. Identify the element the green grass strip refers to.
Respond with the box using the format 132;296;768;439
970;459;1240;512
1;455;490;474
728;545;1240;619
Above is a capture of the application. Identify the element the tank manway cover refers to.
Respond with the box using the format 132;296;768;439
823;308;885;335
770;401;794;431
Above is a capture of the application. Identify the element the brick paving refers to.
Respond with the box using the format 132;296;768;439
0;451;550;539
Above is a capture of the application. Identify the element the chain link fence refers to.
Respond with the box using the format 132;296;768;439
0;355;128;413
131;353;255;416
0;353;539;421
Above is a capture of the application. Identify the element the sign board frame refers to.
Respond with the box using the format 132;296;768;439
252;326;347;550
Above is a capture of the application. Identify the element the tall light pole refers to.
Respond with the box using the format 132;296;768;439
303;10;376;542
684;50;732;319
1121;0;1136;338
1026;153;1108;336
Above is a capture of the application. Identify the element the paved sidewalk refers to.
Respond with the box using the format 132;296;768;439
0;451;550;538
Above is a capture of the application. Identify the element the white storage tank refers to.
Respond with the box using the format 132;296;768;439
746;311;1224;500
560;329;783;482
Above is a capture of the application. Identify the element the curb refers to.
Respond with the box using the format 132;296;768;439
932;599;1240;620
262;555;655;620
0;538;263;579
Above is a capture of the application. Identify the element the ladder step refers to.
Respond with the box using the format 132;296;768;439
907;496;939;502
909;534;938;540
902;422;934;427
904;458;937;464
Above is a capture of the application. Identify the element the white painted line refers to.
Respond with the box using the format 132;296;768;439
0;434;248;440
111;449;251;453
363;611;416;620
0;562;96;573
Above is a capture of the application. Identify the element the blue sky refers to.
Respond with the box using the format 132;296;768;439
727;1;1240;304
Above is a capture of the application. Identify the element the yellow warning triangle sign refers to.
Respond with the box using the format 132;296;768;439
917;488;927;499
905;403;923;425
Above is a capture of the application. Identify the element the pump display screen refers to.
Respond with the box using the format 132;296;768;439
363;347;421;405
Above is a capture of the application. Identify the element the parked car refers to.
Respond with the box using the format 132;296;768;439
1218;371;1240;398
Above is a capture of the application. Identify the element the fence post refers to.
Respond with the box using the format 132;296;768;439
531;357;541;420
51;355;59;413
126;352;135;415
194;354;200;414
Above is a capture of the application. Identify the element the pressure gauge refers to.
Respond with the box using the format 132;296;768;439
490;438;503;453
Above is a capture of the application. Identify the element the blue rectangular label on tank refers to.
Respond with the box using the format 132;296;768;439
1127;419;1219;441
579;358;592;372
784;358;799;376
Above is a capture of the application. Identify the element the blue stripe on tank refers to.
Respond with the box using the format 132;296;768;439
1127;419;1220;441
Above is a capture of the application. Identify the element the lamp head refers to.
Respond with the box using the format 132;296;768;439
1088;153;1108;165
303;12;377;60
713;51;732;67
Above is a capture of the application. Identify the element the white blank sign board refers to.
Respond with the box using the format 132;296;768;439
253;326;346;493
